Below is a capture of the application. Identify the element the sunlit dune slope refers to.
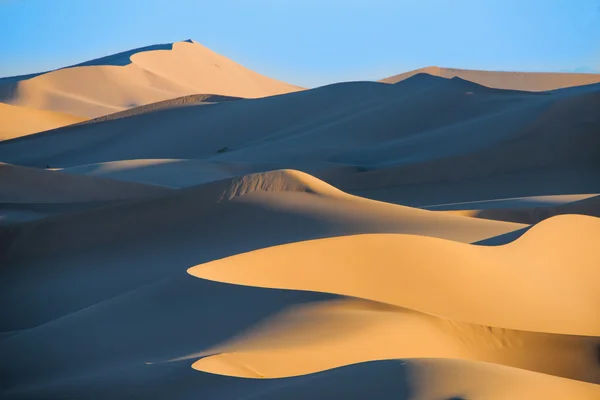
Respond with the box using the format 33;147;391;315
189;214;600;336
0;103;85;141
193;298;599;382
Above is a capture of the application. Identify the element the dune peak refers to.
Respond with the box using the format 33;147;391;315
0;39;302;120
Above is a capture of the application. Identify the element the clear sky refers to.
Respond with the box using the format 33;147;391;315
1;0;599;87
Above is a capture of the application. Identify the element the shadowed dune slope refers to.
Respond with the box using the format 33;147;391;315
0;40;301;118
188;214;600;336
443;194;600;224
0;162;170;203
75;93;242;125
380;66;600;91
0;80;402;166
0;162;171;225
59;159;361;189
60;159;235;188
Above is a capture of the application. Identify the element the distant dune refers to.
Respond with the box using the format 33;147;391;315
380;66;600;91
442;193;600;224
2;73;598;197
0;103;85;141
0;40;302;118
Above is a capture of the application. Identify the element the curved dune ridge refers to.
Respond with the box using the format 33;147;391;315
0;40;302;118
380;66;600;91
188;214;600;336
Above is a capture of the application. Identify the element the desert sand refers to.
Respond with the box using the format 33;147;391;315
0;103;85;141
1;40;599;400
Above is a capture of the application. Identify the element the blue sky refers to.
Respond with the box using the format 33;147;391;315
1;0;599;87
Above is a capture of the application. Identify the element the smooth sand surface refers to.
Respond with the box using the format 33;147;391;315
381;66;600;91
1;44;599;399
76;93;242;125
192;298;599;381
0;103;85;141
0;40;301;118
0;162;171;225
60;159;257;188
60;159;361;189
188;214;599;336
0;162;170;204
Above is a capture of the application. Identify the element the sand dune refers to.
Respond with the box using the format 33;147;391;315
406;358;600;400
61;159;235;188
0;103;85;141
348;164;600;210
0;162;171;225
0;162;170;203
2;45;599;399
3;170;523;258
192;298;599;382
75;93;242;126
188;214;600;336
1;170;523;333
60;159;361;188
0;40;301;118
441;194;600;224
0;80;400;167
380;66;600;91
1;73;597;201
